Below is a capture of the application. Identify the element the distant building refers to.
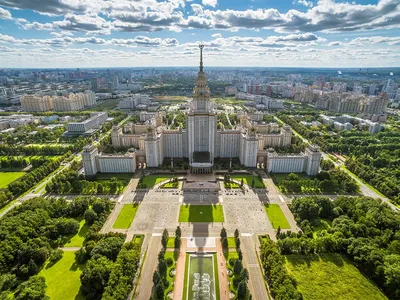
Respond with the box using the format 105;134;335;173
236;92;284;110
20;91;96;112
119;94;151;110
65;112;108;136
20;95;53;112
225;86;237;96
316;92;388;115
247;85;262;95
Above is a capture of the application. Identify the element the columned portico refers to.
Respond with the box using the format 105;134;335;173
191;167;213;174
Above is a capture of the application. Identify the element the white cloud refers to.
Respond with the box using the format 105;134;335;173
202;0;217;8
328;41;343;46
191;4;204;15
211;33;222;38
297;0;313;8
0;7;11;19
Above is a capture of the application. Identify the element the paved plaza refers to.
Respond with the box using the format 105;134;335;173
100;172;299;300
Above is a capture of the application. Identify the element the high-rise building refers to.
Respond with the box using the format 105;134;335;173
20;95;53;112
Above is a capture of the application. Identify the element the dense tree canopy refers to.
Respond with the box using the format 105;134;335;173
284;196;400;299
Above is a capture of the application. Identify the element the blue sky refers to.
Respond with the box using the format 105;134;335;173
0;0;399;68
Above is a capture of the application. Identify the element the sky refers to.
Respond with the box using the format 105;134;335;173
0;0;399;68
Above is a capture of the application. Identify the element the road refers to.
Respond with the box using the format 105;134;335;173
241;236;269;300
134;235;161;300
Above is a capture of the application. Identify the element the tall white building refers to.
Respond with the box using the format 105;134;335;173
83;46;322;176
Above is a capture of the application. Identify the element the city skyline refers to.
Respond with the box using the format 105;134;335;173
0;0;399;68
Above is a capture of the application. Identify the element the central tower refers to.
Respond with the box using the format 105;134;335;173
187;45;217;173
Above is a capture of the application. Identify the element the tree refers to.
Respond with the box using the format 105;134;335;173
287;173;299;181
84;209;98;226
158;259;168;279
161;229;169;249
75;248;88;264
0;273;17;292
234;259;243;275
155;282;165;299
69;197;89;217
220;227;227;240
90;236;125;262
222;237;228;250
240;268;250;282
174;236;181;249
175;226;181;238
153;271;161;286
15;275;47;300
80;256;113;300
237;280;247;299
236;237;241;250
276;226;281;239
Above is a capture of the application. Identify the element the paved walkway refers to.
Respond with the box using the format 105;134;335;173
173;239;187;300
216;239;229;300
241;235;269;300
60;247;81;251
135;235;161;300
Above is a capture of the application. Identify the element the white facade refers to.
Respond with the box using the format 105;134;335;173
82;145;136;175
67;112;108;134
267;145;321;176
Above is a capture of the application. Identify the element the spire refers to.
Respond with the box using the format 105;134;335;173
199;44;204;72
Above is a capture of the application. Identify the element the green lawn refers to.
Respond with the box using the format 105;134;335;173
0;171;26;189
231;175;265;188
286;254;388;300
39;251;85;300
161;181;179;189
185;254;217;300
264;204;290;229
65;219;88;247
179;204;224;222
113;204;139;229
227;237;236;248
141;175;175;188
224;182;241;189
167;237;175;248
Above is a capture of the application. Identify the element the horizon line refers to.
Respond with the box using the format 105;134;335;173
1;66;400;70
